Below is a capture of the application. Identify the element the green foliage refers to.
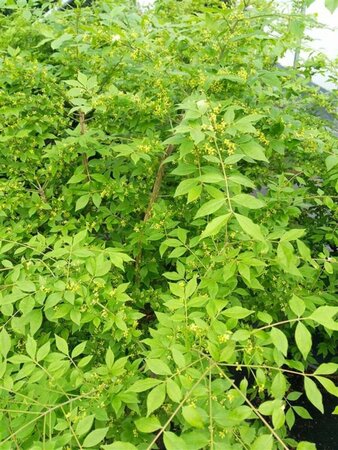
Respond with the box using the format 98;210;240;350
0;0;337;449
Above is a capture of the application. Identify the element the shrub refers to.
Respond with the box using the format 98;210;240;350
0;1;337;449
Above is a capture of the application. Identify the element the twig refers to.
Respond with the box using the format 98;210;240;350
79;111;91;182
135;144;174;281
144;145;174;221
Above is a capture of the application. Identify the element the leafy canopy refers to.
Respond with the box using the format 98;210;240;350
0;0;337;449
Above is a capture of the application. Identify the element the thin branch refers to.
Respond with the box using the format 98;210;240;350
79;111;91;183
144;144;174;221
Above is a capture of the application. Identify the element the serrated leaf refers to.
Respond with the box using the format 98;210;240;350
304;377;323;413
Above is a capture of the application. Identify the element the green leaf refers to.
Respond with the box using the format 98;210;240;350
128;378;162;393
297;442;316;450
232;194;265;209
200;213;231;239
194;198;225;219
251;434;273;450
293;406;312;419
235;213;265;241
68;173;87;184
172;348;186;368
295;322;312;360
76;415;94;436
55;334;69;355
185;276;198;298
51;33;72;50
163;432;188;450
240;139;268;162
105;347;115;369
231;329;251;341
147;383;166;416
325;0;338;14
135;416;161;433
315;376;338;397
228;174;255;188
26;335;37;359
182;406;204;428
289;295;305;317
75;194;90;211
147;359;172;375
0;328;11;358
82;427;108;448
223;306;254;319
94;254;111;277
325;154;338;171
16;280;36;292
304;377;323;413
310;306;338;330
174;179;198;197
272;404;285;429
166;379;182;402
102;443;137;450
271;372;287;399
72;341;87;358
36;341;50;362
270;328;288;356
281;229;305;242
314;363;338;375
286;407;295;429
297;240;312;262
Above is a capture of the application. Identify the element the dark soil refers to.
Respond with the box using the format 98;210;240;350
290;384;338;449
